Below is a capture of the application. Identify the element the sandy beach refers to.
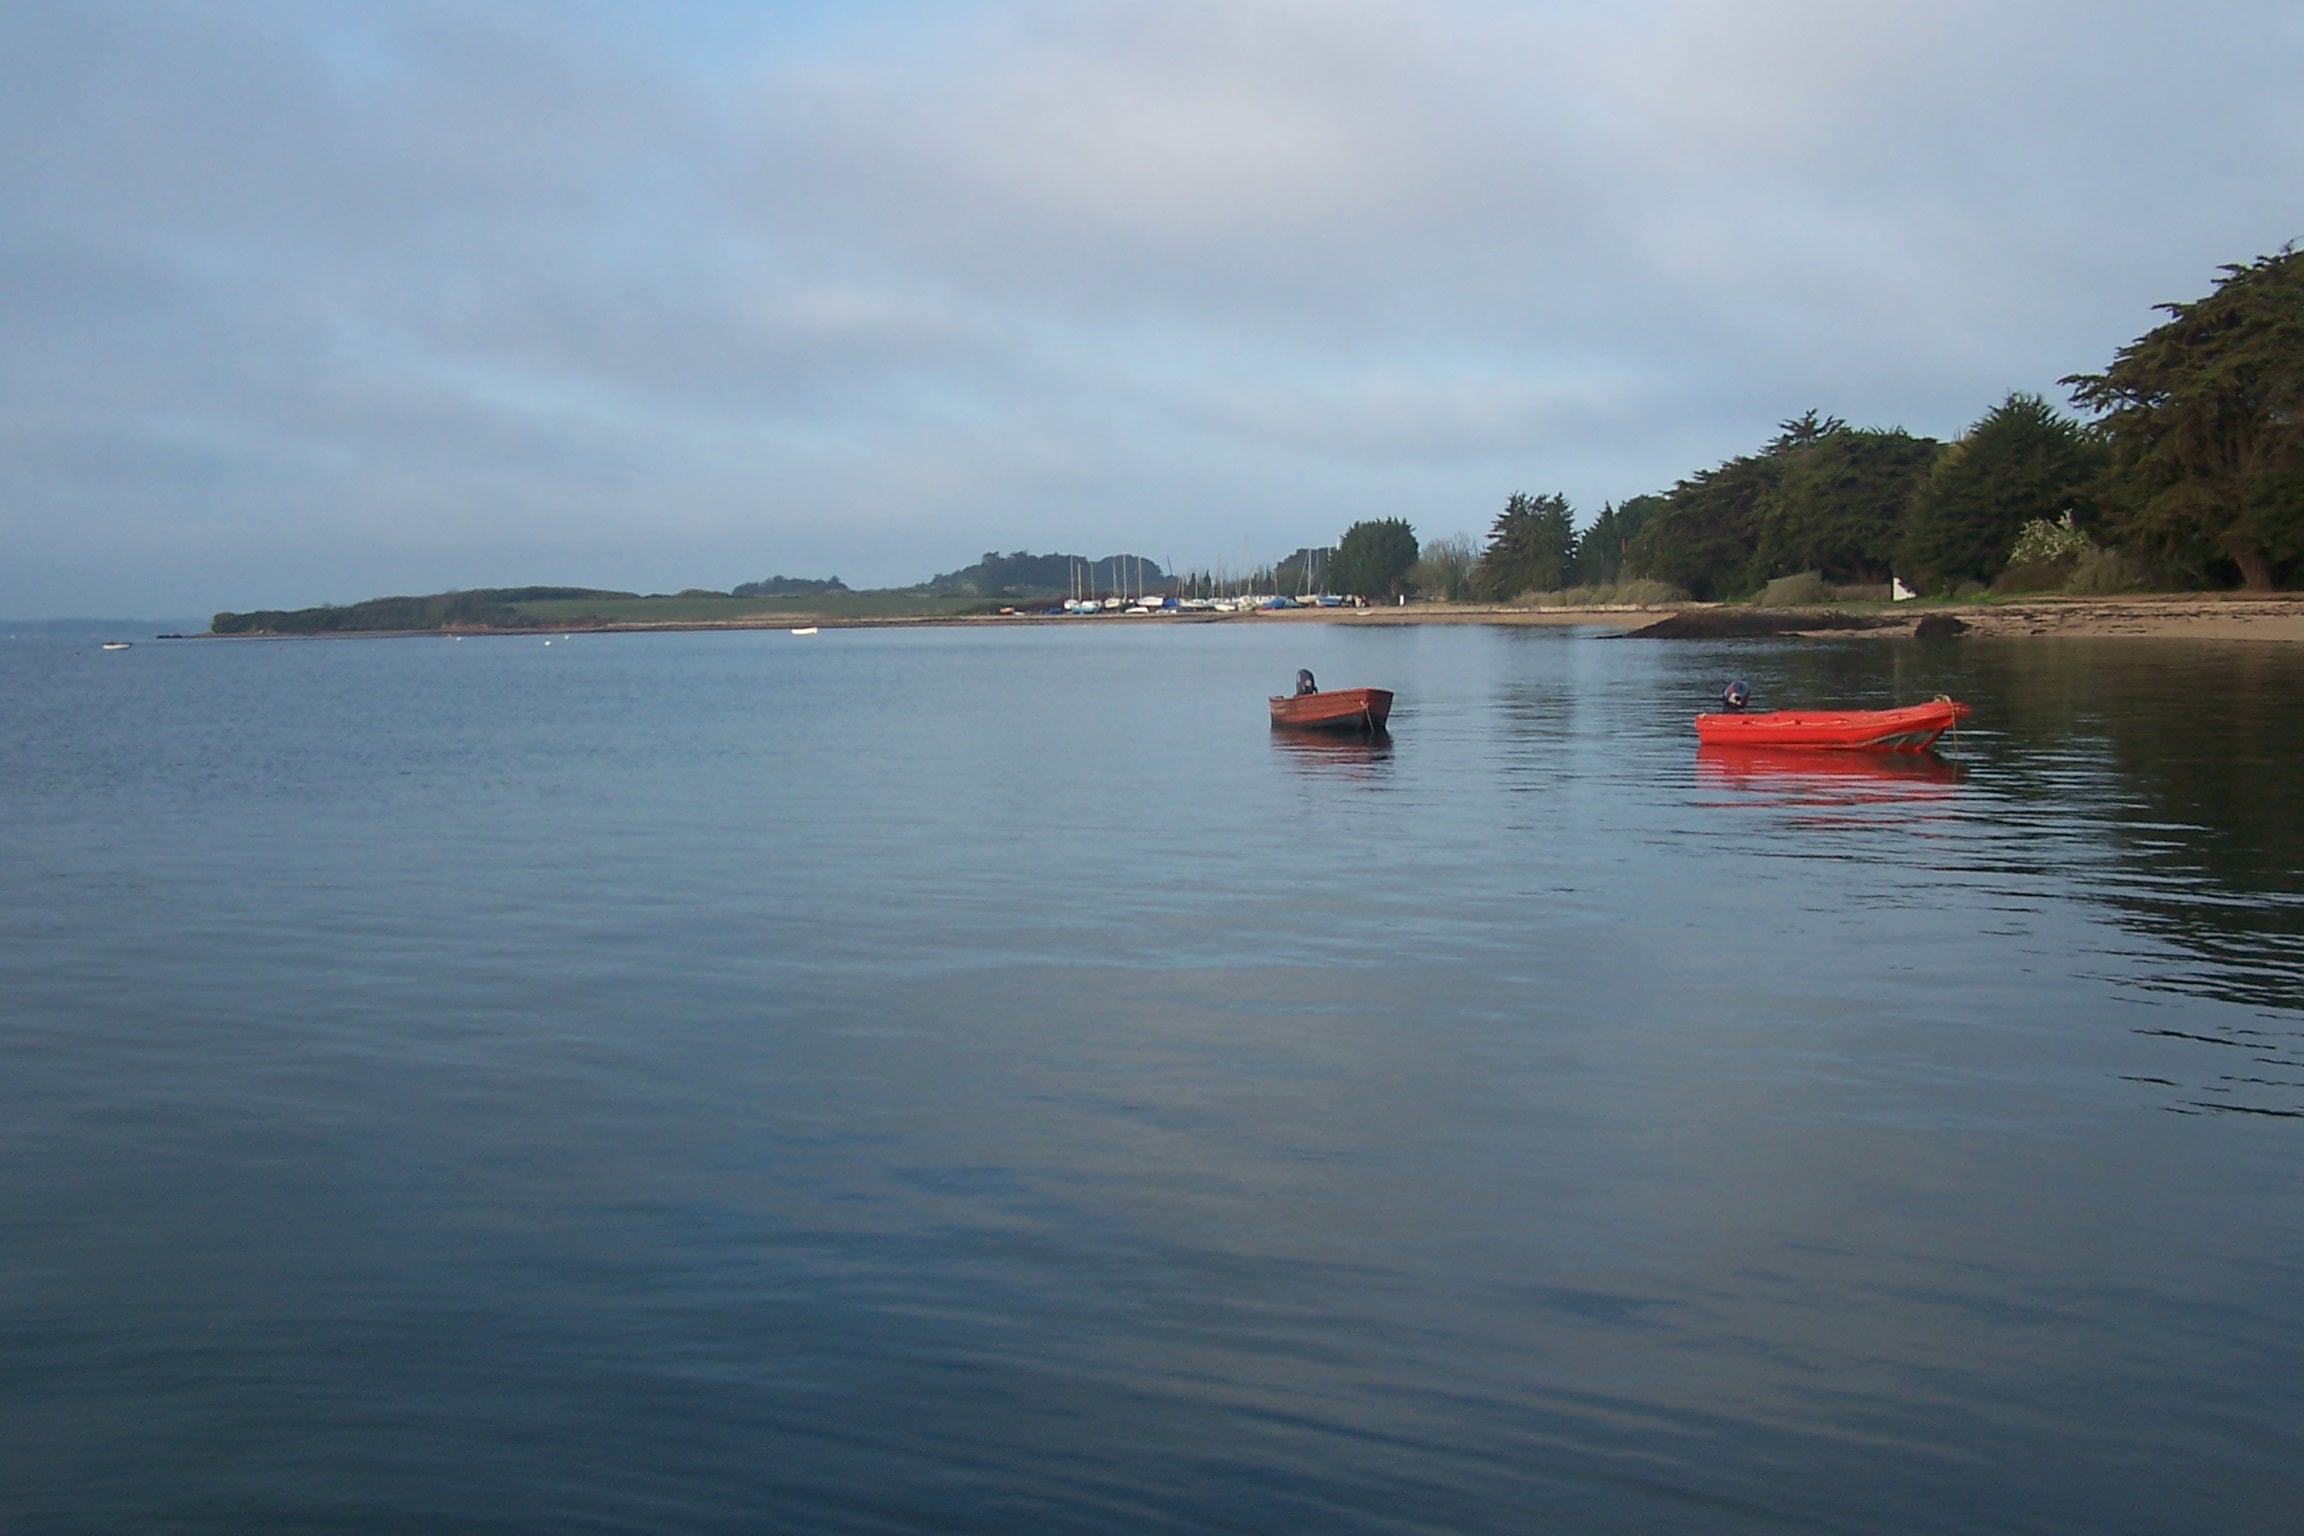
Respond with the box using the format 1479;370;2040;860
1903;593;2304;641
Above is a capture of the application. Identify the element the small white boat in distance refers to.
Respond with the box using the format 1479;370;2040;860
791;626;819;636
100;641;132;651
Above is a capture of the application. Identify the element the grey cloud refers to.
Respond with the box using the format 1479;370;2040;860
2;0;2299;614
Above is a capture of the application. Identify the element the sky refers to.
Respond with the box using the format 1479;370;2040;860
3;0;2299;617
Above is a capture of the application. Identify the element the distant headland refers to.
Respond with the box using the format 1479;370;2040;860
205;553;1198;636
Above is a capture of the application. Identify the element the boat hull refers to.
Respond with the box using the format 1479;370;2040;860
1270;687;1393;731
1693;699;1969;752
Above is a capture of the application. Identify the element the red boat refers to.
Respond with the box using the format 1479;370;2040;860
1693;697;1970;752
1270;686;1393;732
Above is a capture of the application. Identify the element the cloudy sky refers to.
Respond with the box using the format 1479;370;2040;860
3;0;2298;616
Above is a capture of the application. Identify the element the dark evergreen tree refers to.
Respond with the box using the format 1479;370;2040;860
1752;426;1941;584
1897;393;2106;592
1473;493;1576;598
1572;497;1661;586
1623;454;1781;600
1331;518;1420;599
2066;247;2304;589
1771;408;1847;451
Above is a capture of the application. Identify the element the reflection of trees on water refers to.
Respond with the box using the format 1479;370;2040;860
1741;640;2304;1009
1961;643;2304;1016
1721;638;2304;1116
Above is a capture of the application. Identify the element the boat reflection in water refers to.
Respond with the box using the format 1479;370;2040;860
1695;743;1965;807
1271;725;1394;778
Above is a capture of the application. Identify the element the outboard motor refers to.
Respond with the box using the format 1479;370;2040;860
1296;668;1318;696
1721;679;1751;711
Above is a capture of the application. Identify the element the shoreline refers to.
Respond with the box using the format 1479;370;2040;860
180;592;2304;643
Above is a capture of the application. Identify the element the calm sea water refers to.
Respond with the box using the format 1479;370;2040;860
4;622;2301;1533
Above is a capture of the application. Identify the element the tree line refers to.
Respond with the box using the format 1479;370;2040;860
1321;244;2301;601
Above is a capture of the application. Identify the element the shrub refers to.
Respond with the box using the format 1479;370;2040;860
1520;579;1688;608
2066;548;2150;594
1614;578;1687;606
2009;512;2095;566
1992;558;2072;593
1754;571;1831;607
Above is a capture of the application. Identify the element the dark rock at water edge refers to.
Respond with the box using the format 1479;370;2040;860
1626;608;1898;639
1914;614;1970;639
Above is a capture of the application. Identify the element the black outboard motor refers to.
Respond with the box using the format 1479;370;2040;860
1296;668;1318;696
1722;679;1751;711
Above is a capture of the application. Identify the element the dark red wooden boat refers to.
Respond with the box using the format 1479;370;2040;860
1270;686;1393;731
1693;697;1969;751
